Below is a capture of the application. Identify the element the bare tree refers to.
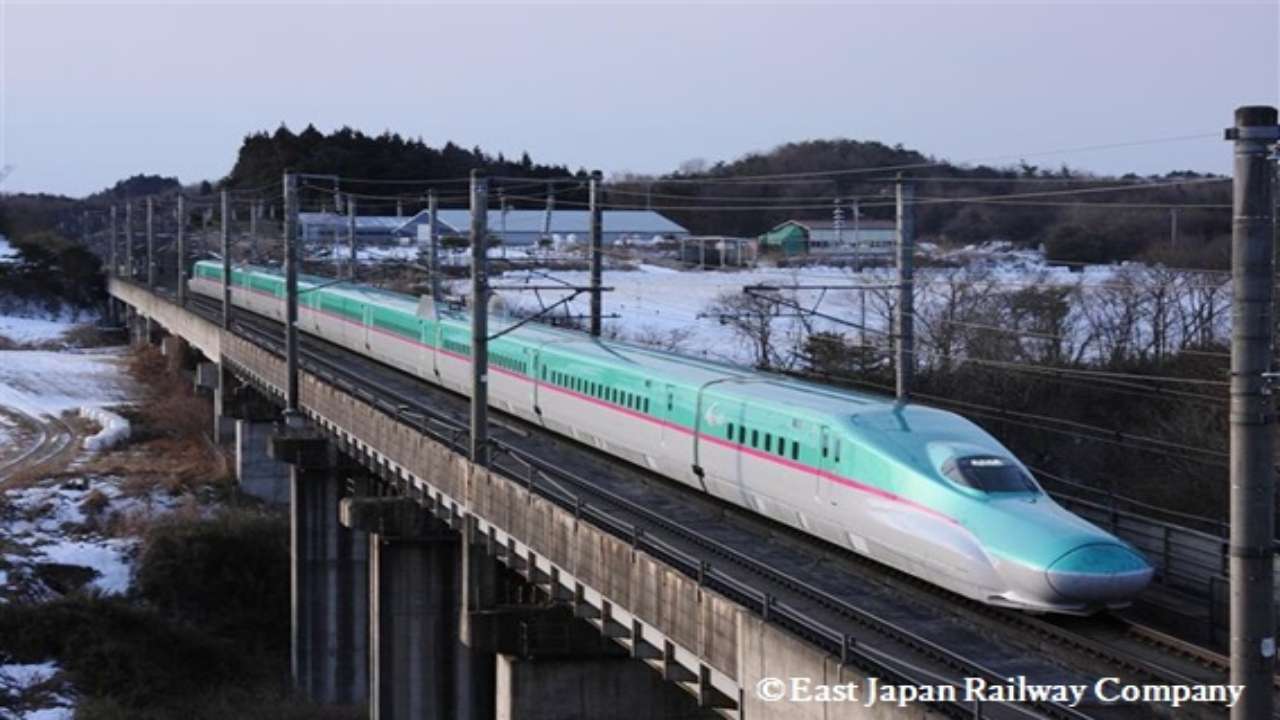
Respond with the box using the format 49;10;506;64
704;289;789;369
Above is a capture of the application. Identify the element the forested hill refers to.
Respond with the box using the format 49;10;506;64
610;139;1232;266
223;125;581;200
1;131;1233;269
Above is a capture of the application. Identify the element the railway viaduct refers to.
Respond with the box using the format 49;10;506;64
108;276;949;720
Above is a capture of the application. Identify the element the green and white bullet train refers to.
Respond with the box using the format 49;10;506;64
192;260;1153;613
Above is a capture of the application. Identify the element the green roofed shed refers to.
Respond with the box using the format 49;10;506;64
759;221;809;255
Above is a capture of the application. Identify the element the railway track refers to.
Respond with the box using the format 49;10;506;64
182;291;1239;719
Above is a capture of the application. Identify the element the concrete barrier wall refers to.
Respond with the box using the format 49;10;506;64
109;279;222;359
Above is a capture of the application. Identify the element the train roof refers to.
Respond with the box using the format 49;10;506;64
216;262;954;429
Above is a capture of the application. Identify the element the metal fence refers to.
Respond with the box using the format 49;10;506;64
1049;487;1280;644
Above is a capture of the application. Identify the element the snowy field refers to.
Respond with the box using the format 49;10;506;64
0;346;146;718
454;244;1221;367
0;349;133;418
0;316;77;345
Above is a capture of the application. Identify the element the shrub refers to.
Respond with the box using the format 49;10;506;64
135;509;290;659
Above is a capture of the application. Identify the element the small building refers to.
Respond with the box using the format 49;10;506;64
393;209;689;247
298;212;407;245
677;236;757;268
760;219;897;256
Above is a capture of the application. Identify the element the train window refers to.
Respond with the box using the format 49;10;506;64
738;425;745;444
941;456;1038;493
764;434;772;452
833;440;841;463
727;423;735;440
791;442;799;460
777;439;787;457
643;398;650;414
751;429;758;448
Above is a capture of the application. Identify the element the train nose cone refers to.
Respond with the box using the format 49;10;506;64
1045;543;1153;603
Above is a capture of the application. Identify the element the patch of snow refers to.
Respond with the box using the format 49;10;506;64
39;538;135;595
0;661;73;720
0;236;17;263
0;349;134;418
78;406;130;452
0;316;74;344
24;709;74;720
0;662;57;688
0;474;195;605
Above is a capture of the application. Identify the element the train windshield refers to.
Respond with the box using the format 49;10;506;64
941;456;1039;493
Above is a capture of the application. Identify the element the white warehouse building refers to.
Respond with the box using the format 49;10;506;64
393;208;690;246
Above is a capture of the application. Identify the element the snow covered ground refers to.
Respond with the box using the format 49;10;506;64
0;349;133;418
0;316;76;346
0;661;72;720
0;478;177;601
0;237;18;264
0;345;151;718
462;244;1228;367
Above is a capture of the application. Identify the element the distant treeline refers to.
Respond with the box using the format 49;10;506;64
0;130;1233;269
609;139;1233;268
223;124;587;212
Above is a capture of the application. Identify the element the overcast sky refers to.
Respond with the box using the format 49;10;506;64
2;1;1277;197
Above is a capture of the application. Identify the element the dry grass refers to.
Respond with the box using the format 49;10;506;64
62;323;124;349
80;347;230;496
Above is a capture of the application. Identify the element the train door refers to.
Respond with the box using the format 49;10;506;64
816;425;838;506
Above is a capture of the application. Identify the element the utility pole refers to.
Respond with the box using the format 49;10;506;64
283;172;302;426
146;197;155;288
221;190;232;329
852;199;861;265
469;170;490;466
1170;207;1179;249
125;201;134;278
395;198;403;218
543;182;555;250
1226;104;1279;720
428;189;442;302
588;171;604;337
895;173;915;402
109;204;118;278
176;195;187;305
347;194;357;280
833;198;844;249
249;199;258;263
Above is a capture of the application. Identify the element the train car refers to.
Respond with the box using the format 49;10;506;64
190;261;1153;613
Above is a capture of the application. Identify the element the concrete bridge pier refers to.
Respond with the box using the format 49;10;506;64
235;419;290;505
458;515;500;720
271;433;370;707
126;309;148;348
342;497;460;720
484;605;717;720
212;364;241;445
160;334;192;373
